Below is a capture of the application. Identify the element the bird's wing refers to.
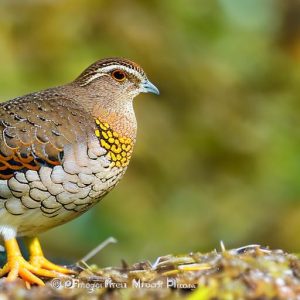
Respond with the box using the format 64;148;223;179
0;91;94;180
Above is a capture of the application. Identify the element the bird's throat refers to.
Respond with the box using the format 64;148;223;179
94;117;134;168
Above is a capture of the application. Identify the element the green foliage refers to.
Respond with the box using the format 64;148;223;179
0;0;299;265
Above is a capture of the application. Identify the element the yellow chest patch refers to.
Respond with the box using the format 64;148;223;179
95;119;133;168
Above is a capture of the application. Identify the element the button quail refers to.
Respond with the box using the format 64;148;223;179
0;57;159;285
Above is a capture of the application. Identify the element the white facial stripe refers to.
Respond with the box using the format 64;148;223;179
97;65;145;82
80;73;107;87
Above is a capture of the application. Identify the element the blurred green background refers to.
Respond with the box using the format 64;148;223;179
0;0;300;266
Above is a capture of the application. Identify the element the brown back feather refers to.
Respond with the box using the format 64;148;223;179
0;89;94;179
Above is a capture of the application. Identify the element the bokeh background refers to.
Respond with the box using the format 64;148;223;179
0;0;300;266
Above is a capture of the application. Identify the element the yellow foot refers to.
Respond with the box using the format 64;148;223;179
0;238;58;286
28;237;75;275
29;255;73;275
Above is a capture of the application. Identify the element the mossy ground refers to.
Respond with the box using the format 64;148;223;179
0;245;299;300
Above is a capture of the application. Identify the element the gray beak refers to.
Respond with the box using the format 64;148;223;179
141;80;160;95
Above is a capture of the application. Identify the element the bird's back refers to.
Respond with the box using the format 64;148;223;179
0;89;95;178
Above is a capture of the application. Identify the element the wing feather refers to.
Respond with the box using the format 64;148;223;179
0;90;94;180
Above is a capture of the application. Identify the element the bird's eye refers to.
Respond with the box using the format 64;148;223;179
112;70;126;82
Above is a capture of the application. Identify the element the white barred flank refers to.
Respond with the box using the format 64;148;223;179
0;137;126;237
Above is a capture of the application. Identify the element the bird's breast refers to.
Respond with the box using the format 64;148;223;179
94;118;134;168
0;120;134;236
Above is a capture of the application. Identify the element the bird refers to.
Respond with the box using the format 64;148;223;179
0;57;159;285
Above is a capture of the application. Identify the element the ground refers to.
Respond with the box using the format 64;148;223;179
0;245;299;300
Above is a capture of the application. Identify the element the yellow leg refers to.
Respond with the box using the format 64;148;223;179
27;237;75;275
0;238;58;285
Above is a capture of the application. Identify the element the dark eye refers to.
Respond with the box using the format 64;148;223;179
112;70;126;82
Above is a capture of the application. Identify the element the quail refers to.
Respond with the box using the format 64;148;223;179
0;58;159;285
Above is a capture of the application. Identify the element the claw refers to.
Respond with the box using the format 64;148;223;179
0;237;75;286
28;237;75;275
30;255;74;274
0;238;54;285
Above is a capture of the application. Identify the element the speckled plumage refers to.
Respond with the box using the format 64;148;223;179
0;57;159;238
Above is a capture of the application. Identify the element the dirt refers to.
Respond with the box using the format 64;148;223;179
0;245;299;300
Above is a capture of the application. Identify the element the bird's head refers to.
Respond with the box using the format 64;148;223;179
74;57;159;100
70;57;159;137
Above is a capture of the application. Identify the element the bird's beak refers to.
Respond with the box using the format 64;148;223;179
141;80;160;95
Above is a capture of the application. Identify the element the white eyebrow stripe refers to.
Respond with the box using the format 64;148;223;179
97;65;145;81
79;73;107;87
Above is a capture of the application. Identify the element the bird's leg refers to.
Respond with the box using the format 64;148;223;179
27;236;74;275
0;237;58;285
